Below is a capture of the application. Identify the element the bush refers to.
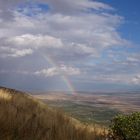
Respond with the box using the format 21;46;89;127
109;112;140;140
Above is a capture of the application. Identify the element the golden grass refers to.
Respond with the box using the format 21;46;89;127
0;87;108;140
0;90;12;100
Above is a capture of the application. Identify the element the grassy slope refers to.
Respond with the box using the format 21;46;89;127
45;100;119;126
0;87;107;140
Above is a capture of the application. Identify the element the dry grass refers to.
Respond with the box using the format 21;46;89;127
0;87;107;140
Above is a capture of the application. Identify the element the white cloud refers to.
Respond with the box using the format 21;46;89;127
0;0;139;90
35;65;81;77
75;43;96;54
0;47;33;58
10;48;33;57
42;0;113;15
77;73;140;85
7;34;63;49
0;34;64;58
0;0;129;61
40;13;125;48
132;75;140;85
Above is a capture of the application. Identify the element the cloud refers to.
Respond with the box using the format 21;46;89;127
0;0;139;90
0;0;128;61
42;0;113;15
40;12;125;48
132;75;140;85
0;47;33;58
35;65;81;77
77;72;140;85
0;0;26;21
0;34;99;58
7;34;63;49
8;48;33;58
0;34;64;58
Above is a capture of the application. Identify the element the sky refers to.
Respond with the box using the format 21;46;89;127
0;0;140;92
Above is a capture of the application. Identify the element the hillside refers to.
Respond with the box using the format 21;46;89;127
0;87;107;140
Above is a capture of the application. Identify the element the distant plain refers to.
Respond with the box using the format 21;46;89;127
32;92;140;126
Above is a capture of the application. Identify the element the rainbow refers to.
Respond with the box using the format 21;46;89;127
40;52;76;94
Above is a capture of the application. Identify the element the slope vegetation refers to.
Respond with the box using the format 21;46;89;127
0;87;107;140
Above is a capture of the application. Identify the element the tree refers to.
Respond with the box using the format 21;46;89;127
109;112;140;140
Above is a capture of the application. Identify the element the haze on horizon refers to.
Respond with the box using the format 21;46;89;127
0;0;140;92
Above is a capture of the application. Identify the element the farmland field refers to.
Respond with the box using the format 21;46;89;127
32;92;140;126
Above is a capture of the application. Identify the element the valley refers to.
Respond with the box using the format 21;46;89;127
33;92;140;126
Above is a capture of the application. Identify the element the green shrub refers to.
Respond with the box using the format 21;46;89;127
109;112;140;140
